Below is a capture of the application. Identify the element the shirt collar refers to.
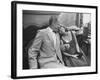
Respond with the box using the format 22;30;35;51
47;27;53;32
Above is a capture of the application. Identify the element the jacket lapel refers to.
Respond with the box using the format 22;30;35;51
56;33;64;64
46;29;55;49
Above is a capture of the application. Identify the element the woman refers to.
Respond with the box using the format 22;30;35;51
59;26;89;67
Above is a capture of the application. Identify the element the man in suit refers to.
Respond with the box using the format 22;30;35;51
28;15;66;69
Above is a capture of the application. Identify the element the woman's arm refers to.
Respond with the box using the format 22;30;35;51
63;52;73;57
63;52;78;59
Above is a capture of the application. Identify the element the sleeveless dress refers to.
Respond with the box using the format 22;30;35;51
61;31;89;67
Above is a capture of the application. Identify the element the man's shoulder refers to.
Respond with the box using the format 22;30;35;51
36;27;49;37
38;27;48;34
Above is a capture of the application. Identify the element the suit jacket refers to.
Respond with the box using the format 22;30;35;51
28;27;65;69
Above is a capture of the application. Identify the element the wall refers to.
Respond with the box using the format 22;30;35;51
83;14;91;24
23;13;78;29
58;12;77;27
23;14;51;29
23;13;91;29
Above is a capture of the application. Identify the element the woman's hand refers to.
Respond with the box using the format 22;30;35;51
71;54;79;59
64;44;70;50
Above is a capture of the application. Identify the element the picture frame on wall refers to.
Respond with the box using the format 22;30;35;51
11;1;98;79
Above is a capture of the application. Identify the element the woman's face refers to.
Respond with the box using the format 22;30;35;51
59;27;66;34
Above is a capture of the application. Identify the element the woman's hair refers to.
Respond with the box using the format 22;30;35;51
58;26;67;37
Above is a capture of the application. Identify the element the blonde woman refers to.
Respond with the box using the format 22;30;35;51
59;26;88;67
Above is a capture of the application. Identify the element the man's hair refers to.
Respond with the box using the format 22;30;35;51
49;15;58;25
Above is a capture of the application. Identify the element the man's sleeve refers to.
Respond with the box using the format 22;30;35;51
28;31;43;69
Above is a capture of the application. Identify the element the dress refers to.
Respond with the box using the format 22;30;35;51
61;31;89;67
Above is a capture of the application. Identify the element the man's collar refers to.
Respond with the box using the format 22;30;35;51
47;27;58;33
47;27;53;32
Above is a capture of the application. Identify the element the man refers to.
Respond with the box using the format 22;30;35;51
28;15;65;69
